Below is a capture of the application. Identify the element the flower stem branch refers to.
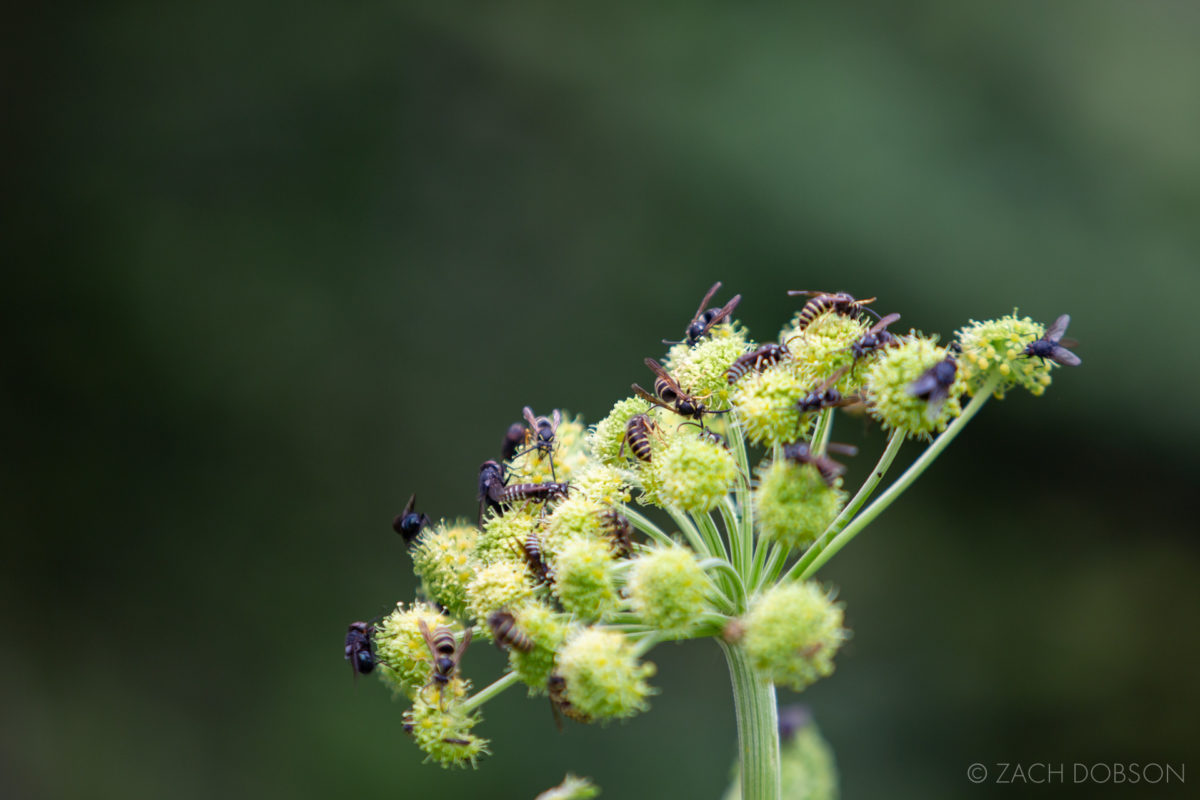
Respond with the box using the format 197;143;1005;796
461;671;521;713
719;641;780;800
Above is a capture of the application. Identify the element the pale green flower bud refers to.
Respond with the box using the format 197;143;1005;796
535;774;601;800
956;311;1055;397
507;602;572;693
742;582;846;692
862;336;966;438
590;397;654;466
627;545;712;633
650;435;738;512
552;537;619;621
411;522;479;619
374;604;464;698
664;328;750;405
557;628;657;721
403;693;488;769
730;367;807;447
543;495;609;553
754;459;845;551
466;561;536;623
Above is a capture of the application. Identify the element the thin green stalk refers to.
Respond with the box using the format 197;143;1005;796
665;504;714;559
812;407;834;455
719;641;780;800
726;415;755;578
782;427;905;583
695;510;730;562
718;496;748;583
798;375;1001;579
461;670;521;713
699;557;747;610
620;505;676;549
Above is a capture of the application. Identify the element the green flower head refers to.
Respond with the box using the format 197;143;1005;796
742;582;846;692
863;336;967;438
754;458;845;551
956;311;1056;397
557;628;657;721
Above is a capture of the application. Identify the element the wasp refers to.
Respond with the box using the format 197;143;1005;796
478;459;570;522
548;674;592;727
725;342;789;384
908;345;960;419
787;290;879;331
518;529;554;586
619;413;657;463
848;312;902;360
392;494;431;546
663;281;742;346
418;618;471;698
516;406;562;479
487;609;534;653
599;508;635;557
795;367;859;414
345;621;377;680
782;440;858;486
1022;314;1081;366
632;358;723;422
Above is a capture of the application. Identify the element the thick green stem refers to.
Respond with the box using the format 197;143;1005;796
719;641;780;800
798;374;1001;578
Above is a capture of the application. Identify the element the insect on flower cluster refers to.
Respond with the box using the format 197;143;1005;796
342;283;1079;780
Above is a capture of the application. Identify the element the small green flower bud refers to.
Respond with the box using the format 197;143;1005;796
730;367;807;447
466;561;536;624
552;537;620;621
742;582;846;692
411;522;479;619
627;545;712;633
536;774;601;800
781;310;867;386
862;336;967;438
475;508;541;565
374;604;462;698
664;328;749;405
569;463;634;507
543;495;609;553
590;397;654;466
754;459;845;551
956;312;1055;397
507;601;572;693
403;693;489;769
557;628;657;721
650;435;738;512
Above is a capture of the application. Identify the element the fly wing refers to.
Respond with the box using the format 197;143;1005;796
690;282;722;325
1044;314;1071;344
695;293;742;337
1050;345;1081;366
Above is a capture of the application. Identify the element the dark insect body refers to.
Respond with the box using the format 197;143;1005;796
848;313;902;360
620;413;656;462
1022;314;1081;366
777;704;813;742
664;281;742;346
599;509;635;557
392;494;431;545
487;609;534;653
515;406;563;480
345;621;376;679
519;529;554;586
418;618;471;693
500;421;527;464
548;674;592;727
787;290;879;331
795;367;858;414
726;343;788;384
632;358;724;423
478;459;569;522
782;441;859;486
908;349;960;419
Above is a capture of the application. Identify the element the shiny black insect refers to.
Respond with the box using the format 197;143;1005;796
848;312;902;360
599;508;635;557
782;440;858;486
548;674;592;727
1022;314;1081;366
392;494;431;545
500;421;527;464
487;609;534;653
633;358;724;422
619;413;657;463
418;619;471;693
664;281;742;346
726;342;788;384
478;459;570;522
787;290;879;331
908;347;960;419
345;621;376;679
795;367;858;414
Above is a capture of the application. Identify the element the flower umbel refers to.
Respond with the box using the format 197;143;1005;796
347;285;1076;798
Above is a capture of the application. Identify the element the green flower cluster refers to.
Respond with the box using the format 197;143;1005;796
348;285;1076;785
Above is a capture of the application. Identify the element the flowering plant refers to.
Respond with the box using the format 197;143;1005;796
346;286;1078;800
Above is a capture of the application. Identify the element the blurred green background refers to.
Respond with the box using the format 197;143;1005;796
5;2;1199;798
